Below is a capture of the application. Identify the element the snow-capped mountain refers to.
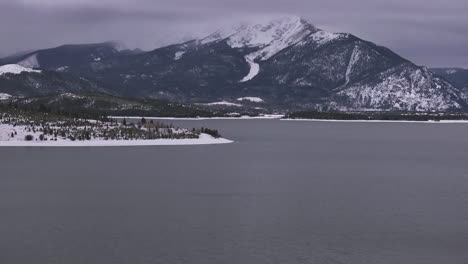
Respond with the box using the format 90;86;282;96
200;17;342;82
1;16;467;112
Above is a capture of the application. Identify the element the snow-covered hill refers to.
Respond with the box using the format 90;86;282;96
328;65;463;111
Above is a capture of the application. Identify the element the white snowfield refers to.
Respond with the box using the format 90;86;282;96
0;93;12;100
237;97;264;103
0;64;41;76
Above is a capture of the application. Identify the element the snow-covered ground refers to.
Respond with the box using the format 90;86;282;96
0;64;41;76
0;93;12;100
0;123;232;147
0;118;233;147
282;118;468;124
237;97;264;103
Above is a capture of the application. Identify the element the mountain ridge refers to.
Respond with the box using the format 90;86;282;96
1;16;467;112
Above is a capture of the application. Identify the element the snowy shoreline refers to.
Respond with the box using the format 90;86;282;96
282;118;468;124
0;133;233;147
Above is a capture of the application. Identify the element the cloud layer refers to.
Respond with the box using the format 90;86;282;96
1;0;467;67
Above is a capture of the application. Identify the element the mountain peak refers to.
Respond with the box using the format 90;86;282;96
228;16;316;48
200;16;316;46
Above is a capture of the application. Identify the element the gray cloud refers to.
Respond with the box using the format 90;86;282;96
1;0;467;67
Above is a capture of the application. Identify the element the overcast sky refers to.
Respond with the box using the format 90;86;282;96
1;0;467;68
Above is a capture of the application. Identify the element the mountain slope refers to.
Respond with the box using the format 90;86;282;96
328;64;463;111
0;64;112;97
0;42;140;75
431;68;468;89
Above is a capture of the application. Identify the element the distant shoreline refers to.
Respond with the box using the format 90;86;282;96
281;118;468;124
110;115;285;120
109;115;468;123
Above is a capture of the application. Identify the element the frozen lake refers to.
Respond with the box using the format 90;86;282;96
1;119;468;263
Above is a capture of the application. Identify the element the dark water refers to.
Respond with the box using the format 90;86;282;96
1;120;468;264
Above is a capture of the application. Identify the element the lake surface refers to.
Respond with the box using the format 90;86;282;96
1;119;468;264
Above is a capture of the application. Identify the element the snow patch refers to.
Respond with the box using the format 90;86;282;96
204;101;242;107
0;93;12;100
174;51;185;60
0;64;41;76
56;66;69;72
240;56;260;82
61;93;85;99
345;45;361;84
237;97;264;103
